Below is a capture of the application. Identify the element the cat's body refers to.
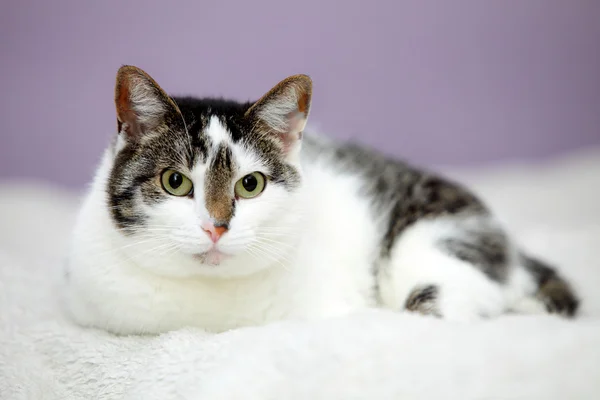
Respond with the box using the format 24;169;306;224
62;67;578;335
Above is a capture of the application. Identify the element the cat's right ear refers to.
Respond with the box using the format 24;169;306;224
114;65;180;141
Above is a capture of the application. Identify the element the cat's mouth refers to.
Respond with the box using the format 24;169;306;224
193;249;230;266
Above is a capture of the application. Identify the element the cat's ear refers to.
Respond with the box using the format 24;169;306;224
114;65;180;140
245;74;312;156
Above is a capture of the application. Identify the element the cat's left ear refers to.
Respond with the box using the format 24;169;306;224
245;75;312;157
114;65;181;141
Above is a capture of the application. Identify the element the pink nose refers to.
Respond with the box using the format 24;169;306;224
201;222;228;243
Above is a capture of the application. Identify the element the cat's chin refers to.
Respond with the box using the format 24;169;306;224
137;250;276;279
193;249;230;266
124;242;280;279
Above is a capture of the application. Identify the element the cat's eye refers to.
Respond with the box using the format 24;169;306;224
234;172;266;199
161;169;193;196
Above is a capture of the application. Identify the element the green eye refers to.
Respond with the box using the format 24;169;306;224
161;169;193;196
234;172;266;199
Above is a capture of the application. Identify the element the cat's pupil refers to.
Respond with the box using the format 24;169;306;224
242;175;258;192
169;172;183;189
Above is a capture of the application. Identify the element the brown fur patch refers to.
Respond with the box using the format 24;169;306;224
204;143;236;225
297;89;309;113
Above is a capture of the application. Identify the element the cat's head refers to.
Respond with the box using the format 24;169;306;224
106;65;311;277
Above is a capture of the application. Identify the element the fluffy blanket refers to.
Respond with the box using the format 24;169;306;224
1;149;600;399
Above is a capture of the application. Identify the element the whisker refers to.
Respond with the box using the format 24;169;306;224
248;240;292;266
246;244;291;272
81;236;166;259
253;236;297;250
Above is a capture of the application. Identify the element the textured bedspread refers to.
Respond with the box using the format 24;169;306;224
1;149;600;399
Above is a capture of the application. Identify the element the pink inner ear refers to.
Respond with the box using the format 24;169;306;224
279;110;305;153
115;71;146;139
279;131;301;153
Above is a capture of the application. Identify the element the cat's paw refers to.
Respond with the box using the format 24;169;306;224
438;282;505;321
404;282;505;322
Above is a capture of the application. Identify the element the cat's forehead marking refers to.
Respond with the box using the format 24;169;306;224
204;142;236;225
205;116;231;150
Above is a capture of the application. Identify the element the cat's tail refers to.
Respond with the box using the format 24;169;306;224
518;254;579;317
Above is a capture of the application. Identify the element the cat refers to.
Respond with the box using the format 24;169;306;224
61;65;579;335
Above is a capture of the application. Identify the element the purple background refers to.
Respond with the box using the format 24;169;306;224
1;1;599;188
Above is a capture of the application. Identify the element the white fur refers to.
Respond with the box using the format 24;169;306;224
378;216;539;321
128;74;168;126
63;130;378;333
63;129;542;334
205;116;231;149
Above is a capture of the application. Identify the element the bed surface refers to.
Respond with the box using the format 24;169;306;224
1;149;600;399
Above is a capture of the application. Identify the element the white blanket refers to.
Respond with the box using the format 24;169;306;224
1;149;600;399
